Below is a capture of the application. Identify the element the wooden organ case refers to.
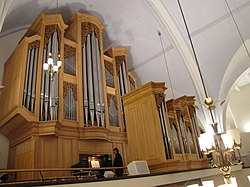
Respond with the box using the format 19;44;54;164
0;13;137;180
122;83;208;173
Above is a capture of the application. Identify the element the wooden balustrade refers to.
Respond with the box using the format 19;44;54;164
0;167;127;185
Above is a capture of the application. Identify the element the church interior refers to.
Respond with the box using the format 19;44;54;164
0;0;250;186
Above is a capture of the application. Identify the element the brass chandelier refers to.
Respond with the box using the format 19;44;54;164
43;52;62;81
42;0;62;81
177;0;243;185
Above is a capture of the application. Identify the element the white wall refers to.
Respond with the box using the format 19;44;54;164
0;30;27;85
0;133;9;169
228;84;250;133
226;84;250;166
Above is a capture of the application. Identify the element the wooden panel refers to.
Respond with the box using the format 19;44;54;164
62;139;73;167
123;82;167;166
15;138;35;180
8;147;16;169
42;136;58;168
79;140;112;154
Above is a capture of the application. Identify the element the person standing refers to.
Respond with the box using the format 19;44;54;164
99;154;112;178
113;148;123;176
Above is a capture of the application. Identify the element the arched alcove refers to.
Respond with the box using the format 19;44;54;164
219;40;250;131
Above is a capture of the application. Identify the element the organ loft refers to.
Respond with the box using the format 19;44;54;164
0;12;208;180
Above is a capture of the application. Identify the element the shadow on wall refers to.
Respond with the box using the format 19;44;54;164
0;133;9;169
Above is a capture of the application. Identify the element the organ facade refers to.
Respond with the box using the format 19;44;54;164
0;12;207;180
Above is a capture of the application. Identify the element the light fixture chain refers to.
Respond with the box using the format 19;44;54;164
224;0;250;59
176;0;209;99
177;0;216;123
158;32;175;99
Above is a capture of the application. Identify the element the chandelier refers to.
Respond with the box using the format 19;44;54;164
198;98;242;184
176;0;244;185
42;0;62;81
43;52;62;81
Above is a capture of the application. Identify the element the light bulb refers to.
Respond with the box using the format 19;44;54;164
221;133;233;149
43;63;49;71
57;60;62;67
53;65;59;72
227;129;241;145
48;57;53;65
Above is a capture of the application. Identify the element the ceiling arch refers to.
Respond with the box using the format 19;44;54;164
1;0;250;131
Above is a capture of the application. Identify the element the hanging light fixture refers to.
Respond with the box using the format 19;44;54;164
43;53;62;81
176;0;243;184
42;0;62;81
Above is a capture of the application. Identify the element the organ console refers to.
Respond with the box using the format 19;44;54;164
0;11;207;181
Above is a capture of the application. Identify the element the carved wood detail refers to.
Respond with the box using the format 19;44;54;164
155;93;164;108
44;24;61;48
64;44;76;58
28;40;40;49
115;55;125;75
81;22;100;46
63;82;77;100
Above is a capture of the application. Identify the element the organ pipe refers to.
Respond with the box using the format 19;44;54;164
91;33;100;127
63;83;77;121
117;58;128;129
157;99;172;159
40;25;60;121
23;41;39;113
82;43;89;126
86;34;95;126
95;37;105;127
82;31;105;127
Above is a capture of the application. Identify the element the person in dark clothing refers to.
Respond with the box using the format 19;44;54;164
99;154;112;177
113;148;123;177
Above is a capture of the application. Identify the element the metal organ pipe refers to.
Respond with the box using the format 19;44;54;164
82;43;89;126
43;35;52;121
121;62;128;93
95;37;105;127
158;101;172;159
117;60;129;129
27;48;34;110
91;33;100;127
23;42;39;113
82;32;105;127
86;34;95;126
39;29;59;121
31;48;38;112
40;48;46;120
23;49;31;107
119;67;125;96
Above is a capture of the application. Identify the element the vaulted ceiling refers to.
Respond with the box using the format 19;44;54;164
1;0;250;131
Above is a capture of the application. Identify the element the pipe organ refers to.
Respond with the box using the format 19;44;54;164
0;11;208;180
166;96;201;160
123;82;208;173
0;13;136;180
